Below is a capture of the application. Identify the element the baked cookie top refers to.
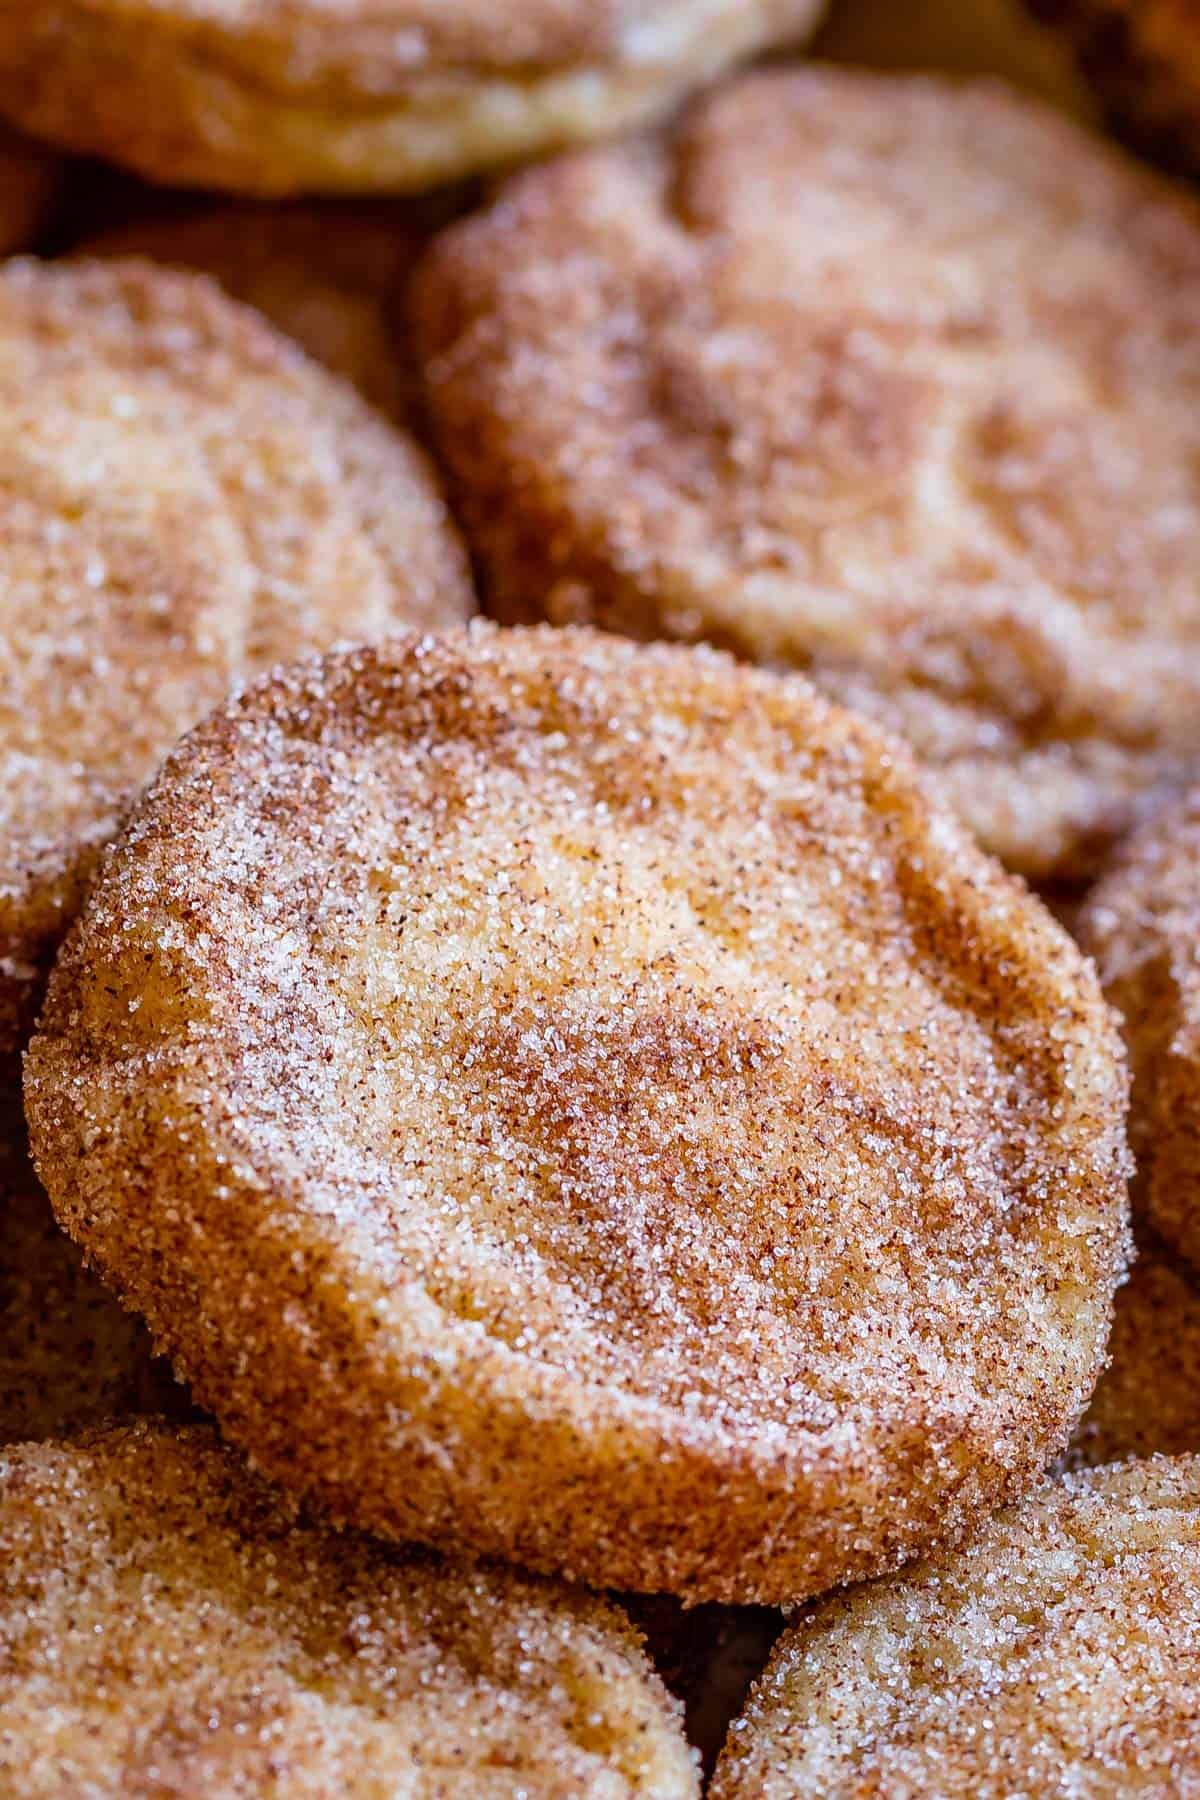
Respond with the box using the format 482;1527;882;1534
0;0;825;192
417;67;1200;880
712;1457;1200;1798
26;625;1130;1604
0;1421;697;1798
0;257;473;1058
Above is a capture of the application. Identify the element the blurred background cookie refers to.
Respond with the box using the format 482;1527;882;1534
416;67;1200;882
0;1422;698;1797
0;258;473;1063
712;1458;1200;1796
81;194;473;422
1079;786;1200;1272
1068;1234;1200;1467
26;627;1129;1605
0;0;826;195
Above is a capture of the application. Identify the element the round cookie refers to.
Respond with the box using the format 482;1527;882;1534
1079;786;1200;1271
0;1421;697;1797
0;1106;181;1441
0;1;825;196
415;67;1200;882
711;1457;1200;1796
83;199;463;423
1029;0;1200;174
25;626;1130;1604
0;257;473;1061
0;124;60;253
1068;1235;1200;1467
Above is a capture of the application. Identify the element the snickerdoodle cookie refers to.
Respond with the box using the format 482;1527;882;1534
0;257;472;1060
1079;785;1200;1271
711;1458;1200;1797
0;1421;697;1798
416;68;1200;880
26;627;1129;1604
1068;1235;1200;1467
0;1;825;195
84;198;465;422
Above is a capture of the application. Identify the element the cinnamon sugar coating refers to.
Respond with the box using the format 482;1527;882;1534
0;257;472;1061
415;68;1200;881
1069;1235;1200;1467
0;1421;697;1797
25;627;1130;1604
711;1458;1200;1798
0;0;824;195
1079;786;1200;1272
0;1106;181;1442
83;199;462;424
0;125;60;253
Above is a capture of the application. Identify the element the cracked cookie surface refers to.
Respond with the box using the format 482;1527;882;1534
26;626;1129;1603
417;67;1200;880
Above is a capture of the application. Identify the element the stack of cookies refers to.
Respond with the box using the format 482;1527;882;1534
1;3;1200;1793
